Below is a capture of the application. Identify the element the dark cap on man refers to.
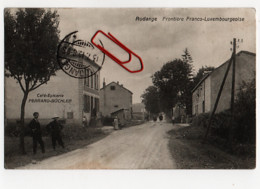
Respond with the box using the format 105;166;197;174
33;112;39;116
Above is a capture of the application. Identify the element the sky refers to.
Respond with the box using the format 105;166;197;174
57;8;256;103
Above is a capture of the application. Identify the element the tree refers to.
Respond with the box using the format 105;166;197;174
234;77;256;144
181;48;194;115
141;86;160;115
5;8;60;154
193;66;215;87
182;48;193;65
152;59;193;115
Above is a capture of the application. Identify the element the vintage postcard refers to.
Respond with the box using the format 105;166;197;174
4;8;256;169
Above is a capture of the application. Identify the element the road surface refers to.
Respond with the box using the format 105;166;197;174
19;121;177;169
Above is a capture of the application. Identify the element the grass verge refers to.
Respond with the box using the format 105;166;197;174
168;125;255;169
4;127;108;169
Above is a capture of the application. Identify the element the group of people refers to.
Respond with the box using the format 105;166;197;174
152;114;164;122
28;112;65;154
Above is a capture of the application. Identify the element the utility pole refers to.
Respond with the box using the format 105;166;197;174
203;54;233;142
228;38;238;149
230;38;236;114
203;38;243;143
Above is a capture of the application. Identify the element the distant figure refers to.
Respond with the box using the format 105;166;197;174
145;114;149;121
172;116;175;124
82;116;87;127
181;115;185;123
113;116;119;130
153;116;157;122
28;112;45;154
159;114;163;121
46;115;64;150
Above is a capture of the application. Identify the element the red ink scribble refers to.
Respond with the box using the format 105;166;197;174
91;30;144;73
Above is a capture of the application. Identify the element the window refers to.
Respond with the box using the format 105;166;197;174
95;74;99;90
90;71;93;88
95;98;99;112
114;105;118;108
110;86;115;90
84;69;89;87
83;95;90;113
93;72;95;89
202;101;205;113
67;112;74;119
90;96;93;111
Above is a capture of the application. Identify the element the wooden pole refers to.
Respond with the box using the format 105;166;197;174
231;38;236;113
228;38;236;148
203;54;234;142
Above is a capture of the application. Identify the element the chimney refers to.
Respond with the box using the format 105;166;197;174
117;81;119;85
103;78;106;88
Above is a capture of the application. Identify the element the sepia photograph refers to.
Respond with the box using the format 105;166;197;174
4;8;256;169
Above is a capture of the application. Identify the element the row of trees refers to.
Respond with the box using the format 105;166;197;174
141;48;215;118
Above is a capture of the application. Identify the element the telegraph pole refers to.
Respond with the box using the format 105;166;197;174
203;38;241;142
228;38;237;149
230;38;236;114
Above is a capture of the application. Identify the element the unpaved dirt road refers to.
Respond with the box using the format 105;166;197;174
19;121;176;169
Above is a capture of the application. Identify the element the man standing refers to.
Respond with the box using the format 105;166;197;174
82;116;87;127
46;115;65;150
28;112;45;154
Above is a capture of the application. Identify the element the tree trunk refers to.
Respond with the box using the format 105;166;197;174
20;91;29;154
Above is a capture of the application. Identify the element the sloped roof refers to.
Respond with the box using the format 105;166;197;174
111;108;129;115
191;51;255;93
100;81;133;94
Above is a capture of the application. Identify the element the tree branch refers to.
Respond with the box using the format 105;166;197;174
30;80;37;90
13;74;25;93
29;76;50;91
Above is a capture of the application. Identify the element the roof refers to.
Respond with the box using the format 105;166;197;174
111;108;129;115
100;81;133;94
191;51;255;93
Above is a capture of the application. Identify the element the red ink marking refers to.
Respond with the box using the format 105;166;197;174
91;30;144;73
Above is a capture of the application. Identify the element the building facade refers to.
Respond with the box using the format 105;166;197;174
100;81;133;117
192;51;255;116
5;59;100;126
132;103;146;120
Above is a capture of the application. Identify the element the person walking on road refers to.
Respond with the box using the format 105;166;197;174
82;116;87;127
46;115;65;150
171;116;175;124
159;114;163;122
28;112;45;154
113;116;119;130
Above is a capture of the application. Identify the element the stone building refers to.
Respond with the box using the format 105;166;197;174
100;81;133;118
192;51;255;116
5;58;100;126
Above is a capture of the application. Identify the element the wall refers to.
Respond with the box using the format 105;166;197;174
204;77;211;112
5;70;80;124
210;52;255;113
192;80;205;115
100;82;132;117
192;52;255;115
81;70;100;125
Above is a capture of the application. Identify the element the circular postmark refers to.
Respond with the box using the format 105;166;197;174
57;31;105;79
